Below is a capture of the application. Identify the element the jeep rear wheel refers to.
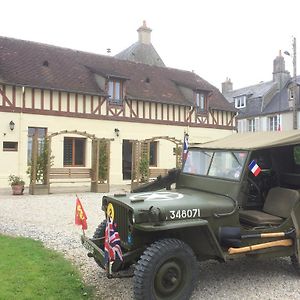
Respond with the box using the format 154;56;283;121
133;238;198;300
92;220;106;269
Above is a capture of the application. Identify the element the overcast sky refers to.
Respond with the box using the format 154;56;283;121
1;0;299;90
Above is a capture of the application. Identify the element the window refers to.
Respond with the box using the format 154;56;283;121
108;79;124;105
247;119;255;132
183;150;247;181
195;92;206;112
268;116;280;131
234;95;246;108
3;141;18;151
27;127;47;165
64;137;86;166
183;150;213;175
149;142;158;166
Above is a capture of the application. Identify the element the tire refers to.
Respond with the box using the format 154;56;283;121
291;255;300;275
133;238;198;300
92;220;106;269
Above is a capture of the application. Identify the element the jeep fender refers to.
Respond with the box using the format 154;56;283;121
134;219;225;261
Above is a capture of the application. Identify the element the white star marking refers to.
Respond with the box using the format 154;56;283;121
130;192;184;201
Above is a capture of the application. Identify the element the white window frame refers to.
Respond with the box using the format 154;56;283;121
108;79;124;105
195;92;206;112
234;95;246;108
247;118;255;132
268;115;279;131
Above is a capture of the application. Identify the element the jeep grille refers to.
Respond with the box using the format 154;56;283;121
110;202;129;246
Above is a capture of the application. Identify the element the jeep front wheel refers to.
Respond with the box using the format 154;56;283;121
133;238;198;300
92;220;107;269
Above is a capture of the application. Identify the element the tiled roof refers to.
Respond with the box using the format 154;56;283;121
0;36;234;111
264;76;300;114
223;81;276;102
236;98;263;119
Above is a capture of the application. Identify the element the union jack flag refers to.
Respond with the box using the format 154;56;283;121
104;217;123;263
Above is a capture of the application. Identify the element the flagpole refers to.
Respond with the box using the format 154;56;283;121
182;131;189;162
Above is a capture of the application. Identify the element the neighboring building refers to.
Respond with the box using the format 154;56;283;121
0;22;236;188
222;51;300;133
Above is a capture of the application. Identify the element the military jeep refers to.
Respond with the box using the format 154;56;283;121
81;130;300;300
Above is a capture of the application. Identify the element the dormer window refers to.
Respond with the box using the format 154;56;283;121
108;78;124;105
234;95;246;108
195;92;207;112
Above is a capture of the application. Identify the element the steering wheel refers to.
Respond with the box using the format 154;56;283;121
247;176;262;203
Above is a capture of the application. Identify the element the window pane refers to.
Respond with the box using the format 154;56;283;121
182;150;213;175
150;142;157;166
208;151;246;180
75;139;85;165
115;82;120;100
196;93;200;107
108;81;114;98
64;138;73;166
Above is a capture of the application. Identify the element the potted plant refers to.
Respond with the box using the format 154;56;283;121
8;175;25;195
139;153;149;183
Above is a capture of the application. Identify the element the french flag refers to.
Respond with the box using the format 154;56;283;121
248;160;261;177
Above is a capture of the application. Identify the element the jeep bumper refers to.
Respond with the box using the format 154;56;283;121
81;235;106;267
81;235;143;277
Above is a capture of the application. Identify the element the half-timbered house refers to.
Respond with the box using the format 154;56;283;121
0;25;236;188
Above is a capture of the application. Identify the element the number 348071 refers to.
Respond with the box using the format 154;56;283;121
169;208;201;220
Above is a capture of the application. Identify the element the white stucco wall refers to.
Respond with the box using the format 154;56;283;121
0;112;234;188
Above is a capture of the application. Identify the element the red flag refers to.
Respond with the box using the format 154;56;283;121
75;197;87;230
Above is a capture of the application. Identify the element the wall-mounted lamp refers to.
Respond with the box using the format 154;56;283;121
114;128;120;137
9;120;15;131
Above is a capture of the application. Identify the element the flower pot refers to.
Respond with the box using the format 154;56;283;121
29;184;49;195
11;185;24;195
91;182;109;193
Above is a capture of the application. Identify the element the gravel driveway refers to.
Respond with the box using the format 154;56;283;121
1;187;300;299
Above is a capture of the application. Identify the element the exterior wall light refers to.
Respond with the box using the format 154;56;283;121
114;128;120;137
9;120;15;131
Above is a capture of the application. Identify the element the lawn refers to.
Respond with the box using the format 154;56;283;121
0;234;93;299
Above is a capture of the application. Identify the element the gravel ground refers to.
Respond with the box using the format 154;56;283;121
0;186;300;299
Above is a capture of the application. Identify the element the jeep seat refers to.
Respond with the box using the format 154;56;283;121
239;187;299;226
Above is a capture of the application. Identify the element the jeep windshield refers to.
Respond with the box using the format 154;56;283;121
182;149;248;181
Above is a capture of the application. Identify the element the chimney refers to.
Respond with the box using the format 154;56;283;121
137;20;152;45
222;77;233;93
273;50;290;87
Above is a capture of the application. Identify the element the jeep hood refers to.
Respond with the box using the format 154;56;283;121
104;188;236;219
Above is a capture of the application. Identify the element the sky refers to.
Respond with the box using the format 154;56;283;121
0;0;300;91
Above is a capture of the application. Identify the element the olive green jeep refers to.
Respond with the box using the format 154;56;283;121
81;131;300;300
